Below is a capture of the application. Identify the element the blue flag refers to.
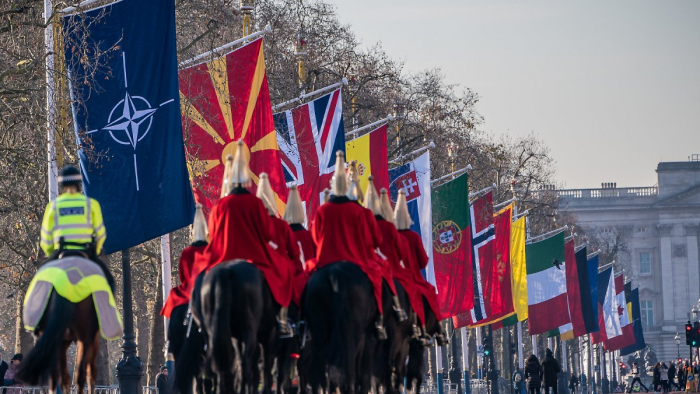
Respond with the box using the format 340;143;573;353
388;152;433;284
62;0;194;253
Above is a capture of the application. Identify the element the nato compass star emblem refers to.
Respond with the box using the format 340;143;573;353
87;52;175;191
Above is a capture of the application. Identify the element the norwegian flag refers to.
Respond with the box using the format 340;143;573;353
274;89;345;223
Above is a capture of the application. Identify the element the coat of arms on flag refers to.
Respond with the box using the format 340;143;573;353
274;89;345;222
179;38;287;211
434;221;462;253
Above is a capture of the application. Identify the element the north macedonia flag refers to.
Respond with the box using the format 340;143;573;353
179;38;287;211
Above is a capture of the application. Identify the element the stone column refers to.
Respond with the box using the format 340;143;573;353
658;224;675;323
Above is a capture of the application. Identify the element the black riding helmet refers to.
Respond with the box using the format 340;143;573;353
58;165;82;189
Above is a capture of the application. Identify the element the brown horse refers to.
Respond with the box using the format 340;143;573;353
18;291;101;394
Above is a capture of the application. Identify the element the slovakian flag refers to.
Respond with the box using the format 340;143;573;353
431;173;472;319
274;89;345;223
603;275;635;351
389;152;433;283
526;231;570;335
620;287;646;355
346;124;390;194
62;0;195;253
591;267;623;344
179;38;287;211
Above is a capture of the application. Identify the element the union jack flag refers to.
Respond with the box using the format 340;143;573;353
274;89;345;223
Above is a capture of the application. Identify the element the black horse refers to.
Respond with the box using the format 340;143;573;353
375;280;414;394
171;271;210;394
199;260;278;394
304;262;377;394
405;295;444;394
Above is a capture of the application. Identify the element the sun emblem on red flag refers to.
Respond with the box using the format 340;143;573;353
179;38;287;211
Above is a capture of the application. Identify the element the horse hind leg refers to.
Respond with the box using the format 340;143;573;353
85;332;100;394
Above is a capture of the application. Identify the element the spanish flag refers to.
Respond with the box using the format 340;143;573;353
345;124;390;193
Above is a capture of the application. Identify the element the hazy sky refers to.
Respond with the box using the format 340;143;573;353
325;0;700;188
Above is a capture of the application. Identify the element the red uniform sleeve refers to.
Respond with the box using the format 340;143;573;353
284;225;303;274
413;234;429;270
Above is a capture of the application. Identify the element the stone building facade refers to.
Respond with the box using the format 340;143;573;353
557;160;700;363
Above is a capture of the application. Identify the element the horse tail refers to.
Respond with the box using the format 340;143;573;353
327;266;351;389
203;265;235;376
173;324;205;394
17;291;76;385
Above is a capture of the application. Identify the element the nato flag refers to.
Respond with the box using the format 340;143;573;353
62;0;194;253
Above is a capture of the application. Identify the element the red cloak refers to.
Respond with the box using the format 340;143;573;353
269;216;307;306
399;229;443;323
290;224;316;269
376;218;423;316
161;243;207;317
311;197;385;313
192;190;293;307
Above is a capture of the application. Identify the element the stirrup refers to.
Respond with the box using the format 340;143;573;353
375;322;388;340
420;334;434;347
278;319;294;339
436;333;449;346
393;306;408;322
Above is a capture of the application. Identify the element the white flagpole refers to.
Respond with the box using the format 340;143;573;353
461;327;471;393
160;233;172;335
272;78;348;112
436;343;445;394
178;25;272;68
532;335;538;358
389;141;435;164
45;0;59;201
344;114;393;138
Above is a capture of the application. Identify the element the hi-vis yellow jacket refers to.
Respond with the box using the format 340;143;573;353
40;192;106;256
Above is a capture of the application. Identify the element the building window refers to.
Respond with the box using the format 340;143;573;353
639;252;652;274
637;226;650;233
640;300;653;326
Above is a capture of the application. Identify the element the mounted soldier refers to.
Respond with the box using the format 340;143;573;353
394;189;449;346
193;140;294;337
282;185;313;305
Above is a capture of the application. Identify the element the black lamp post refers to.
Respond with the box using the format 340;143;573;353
116;249;143;394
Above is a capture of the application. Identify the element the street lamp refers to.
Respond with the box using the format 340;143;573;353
676;333;681;358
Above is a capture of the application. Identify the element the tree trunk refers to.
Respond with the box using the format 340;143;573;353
135;269;150;371
15;295;34;354
96;336;111;385
146;265;165;386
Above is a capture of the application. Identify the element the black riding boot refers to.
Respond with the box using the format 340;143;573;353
392;296;407;322
411;313;422;339
278;307;294;338
375;315;388;340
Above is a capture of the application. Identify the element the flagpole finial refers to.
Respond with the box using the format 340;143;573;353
283;185;305;225
363;176;382;216
380;188;394;222
394;189;413;230
192;203;209;243
331;151;348;197
256;173;278;217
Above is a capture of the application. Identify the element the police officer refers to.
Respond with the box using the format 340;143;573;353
40;165;107;263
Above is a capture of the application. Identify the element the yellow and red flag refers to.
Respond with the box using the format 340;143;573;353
346;124;390;193
179;38;286;211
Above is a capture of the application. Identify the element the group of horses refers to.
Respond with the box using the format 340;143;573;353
16;255;442;394
171;257;444;394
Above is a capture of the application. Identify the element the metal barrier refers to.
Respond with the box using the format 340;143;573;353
142;386;157;394
0;386;118;394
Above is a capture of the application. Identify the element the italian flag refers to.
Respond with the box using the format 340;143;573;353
526;231;570;335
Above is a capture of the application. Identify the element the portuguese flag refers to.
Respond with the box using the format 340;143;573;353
432;173;473;319
526;231;570;335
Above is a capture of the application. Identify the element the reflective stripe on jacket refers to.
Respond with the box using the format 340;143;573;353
40;193;106;256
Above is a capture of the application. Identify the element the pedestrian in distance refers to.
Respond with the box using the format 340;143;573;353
668;361;679;391
570;373;581;394
652;363;660;393
526;354;544;394
627;363;649;393
542;348;562;394
659;362;668;392
156;365;169;394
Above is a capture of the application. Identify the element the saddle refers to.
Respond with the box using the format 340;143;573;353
23;256;123;340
